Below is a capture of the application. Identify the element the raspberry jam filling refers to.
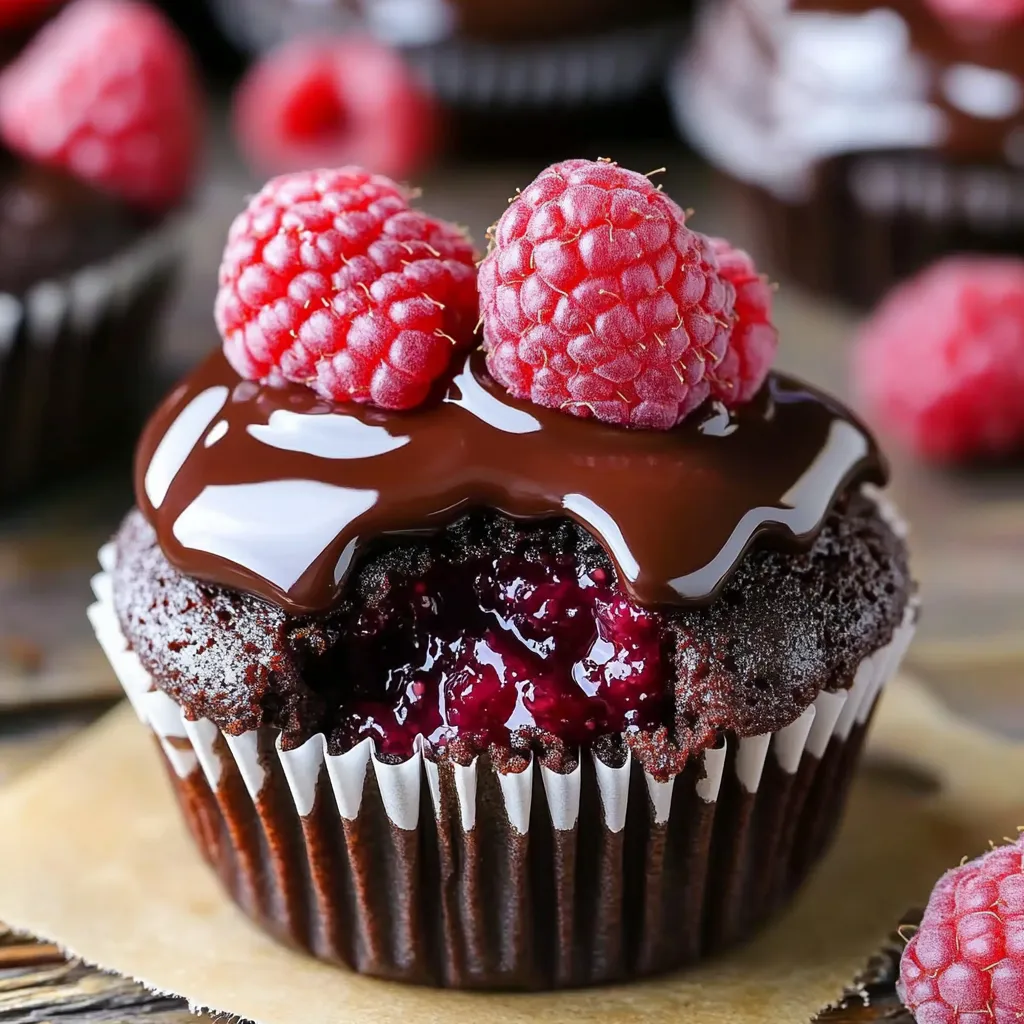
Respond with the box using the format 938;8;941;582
318;549;667;759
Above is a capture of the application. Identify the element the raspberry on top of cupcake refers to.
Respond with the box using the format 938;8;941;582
0;0;201;212
478;157;776;428
0;0;202;290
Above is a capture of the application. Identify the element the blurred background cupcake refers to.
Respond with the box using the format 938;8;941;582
672;0;1024;307
0;0;203;501
203;0;690;158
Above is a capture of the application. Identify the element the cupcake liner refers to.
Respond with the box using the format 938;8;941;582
88;505;916;988
0;220;182;500
401;20;687;109
209;0;684;109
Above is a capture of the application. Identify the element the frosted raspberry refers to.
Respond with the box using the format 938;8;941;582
0;0;202;210
215;167;478;411
853;257;1024;462
233;36;438;182
709;238;778;406
899;837;1024;1023
478;158;737;431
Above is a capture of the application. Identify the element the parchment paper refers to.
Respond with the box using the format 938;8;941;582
0;675;1018;1024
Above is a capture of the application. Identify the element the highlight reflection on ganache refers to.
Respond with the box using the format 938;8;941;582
135;348;887;615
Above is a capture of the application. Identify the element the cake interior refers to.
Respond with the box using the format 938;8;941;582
113;488;911;776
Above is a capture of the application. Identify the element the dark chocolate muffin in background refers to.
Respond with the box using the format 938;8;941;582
90;160;916;988
673;0;1024;307
0;0;203;501
209;0;687;131
0;148;144;296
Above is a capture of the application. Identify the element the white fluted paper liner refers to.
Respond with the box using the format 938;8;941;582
0;219;180;352
89;544;916;837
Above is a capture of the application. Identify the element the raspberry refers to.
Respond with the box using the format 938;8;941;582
926;0;1024;21
215;167;478;411
709;238;778;406
0;0;201;211
233;36;438;184
0;0;58;29
478;158;736;431
899;837;1024;1023
853;257;1024;462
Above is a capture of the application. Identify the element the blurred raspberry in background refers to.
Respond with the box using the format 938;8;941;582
233;36;438;181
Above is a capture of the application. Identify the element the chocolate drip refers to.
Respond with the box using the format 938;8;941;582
135;349;886;615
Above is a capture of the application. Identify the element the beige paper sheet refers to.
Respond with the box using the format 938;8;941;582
0;676;1018;1024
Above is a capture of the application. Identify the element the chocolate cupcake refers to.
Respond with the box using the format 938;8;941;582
674;0;1024;307
0;0;202;499
210;0;686;110
90;161;916;988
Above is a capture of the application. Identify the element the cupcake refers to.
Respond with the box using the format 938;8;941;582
0;0;202;499
673;0;1024;307
210;0;686;112
90;160;916;988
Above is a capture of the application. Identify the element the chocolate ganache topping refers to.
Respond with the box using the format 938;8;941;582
135;347;887;616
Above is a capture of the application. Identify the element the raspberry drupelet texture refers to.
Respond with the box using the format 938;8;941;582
854;257;1024;462
0;0;202;210
899;837;1024;1023
710;238;778;406
233;36;438;182
215;167;479;410
478;158;737;430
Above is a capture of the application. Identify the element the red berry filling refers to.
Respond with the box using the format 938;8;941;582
324;551;668;760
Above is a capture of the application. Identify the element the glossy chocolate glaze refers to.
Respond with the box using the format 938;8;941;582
135;349;886;616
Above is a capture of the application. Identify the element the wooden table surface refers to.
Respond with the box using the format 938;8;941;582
0;137;1020;1020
